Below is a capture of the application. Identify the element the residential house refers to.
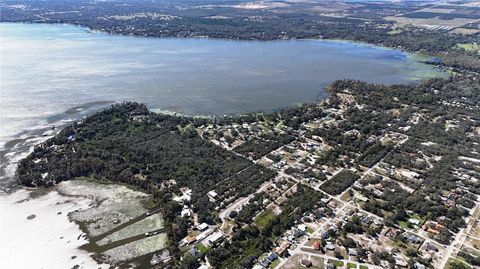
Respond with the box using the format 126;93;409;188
275;241;291;256
208;232;224;245
198;223;209;231
414;263;426;269
268;253;278;262
207;190;218;201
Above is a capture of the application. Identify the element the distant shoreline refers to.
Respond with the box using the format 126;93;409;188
0;21;440;59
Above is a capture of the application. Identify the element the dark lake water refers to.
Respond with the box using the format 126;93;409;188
0;22;446;148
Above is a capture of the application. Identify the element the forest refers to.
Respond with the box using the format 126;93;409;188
17;102;278;225
320;169;360;195
233;133;295;160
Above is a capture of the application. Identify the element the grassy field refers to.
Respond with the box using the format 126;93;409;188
446;258;472;269
269;259;281;268
457;43;480;52
255;210;276;229
340;190;352;202
386;16;478;28
197;243;208;254
347;262;357;268
359;265;369;269
328;260;344;267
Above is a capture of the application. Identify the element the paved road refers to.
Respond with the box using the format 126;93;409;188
438;200;479;269
298;247;384;269
218;179;273;231
274;201;352;269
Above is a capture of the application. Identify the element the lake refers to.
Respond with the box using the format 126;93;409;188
0;21;447;269
0;22;446;151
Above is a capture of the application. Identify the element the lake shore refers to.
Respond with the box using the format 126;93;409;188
0;21;452;269
0;186;109;269
0;179;165;269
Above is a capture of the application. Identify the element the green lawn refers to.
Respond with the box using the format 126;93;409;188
457;43;480;52
347;262;357;268
197;243;208;254
328;260;344;267
447;259;472;269
254;210;276;229
269;259;281;268
359;265;369;269
399;221;412;229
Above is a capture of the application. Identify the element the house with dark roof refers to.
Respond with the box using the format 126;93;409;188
267;253;279;262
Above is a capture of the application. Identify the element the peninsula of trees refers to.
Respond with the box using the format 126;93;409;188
17;72;480;268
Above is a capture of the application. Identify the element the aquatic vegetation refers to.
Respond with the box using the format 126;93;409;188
102;233;168;264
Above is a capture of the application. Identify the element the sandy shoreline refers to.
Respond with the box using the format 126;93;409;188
0;187;110;269
0;177;169;269
0;99;171;269
0;101;118;269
